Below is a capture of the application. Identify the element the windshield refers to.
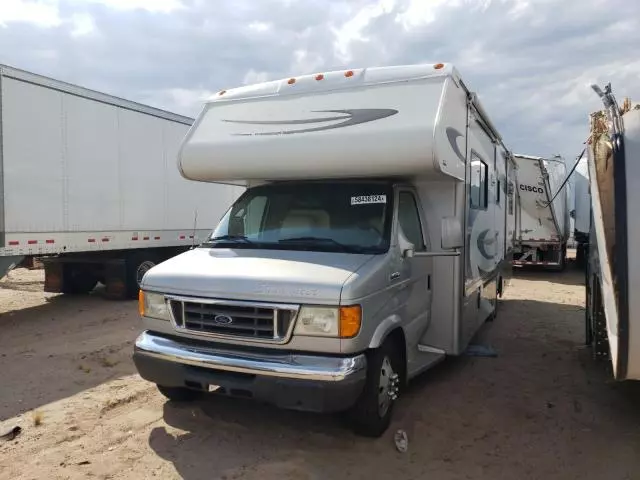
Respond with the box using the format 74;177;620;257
204;181;394;254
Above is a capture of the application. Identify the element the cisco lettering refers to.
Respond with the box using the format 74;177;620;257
519;184;544;194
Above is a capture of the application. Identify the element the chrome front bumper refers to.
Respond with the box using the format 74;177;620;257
134;331;367;382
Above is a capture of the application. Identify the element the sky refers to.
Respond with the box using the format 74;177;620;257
0;0;639;162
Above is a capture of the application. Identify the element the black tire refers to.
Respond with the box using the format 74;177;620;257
62;266;98;295
156;385;199;402
489;296;499;322
348;338;402;438
486;277;500;322
575;244;586;269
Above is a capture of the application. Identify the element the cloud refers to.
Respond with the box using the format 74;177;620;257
0;0;61;28
0;0;638;161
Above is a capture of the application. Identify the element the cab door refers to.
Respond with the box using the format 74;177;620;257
393;188;433;354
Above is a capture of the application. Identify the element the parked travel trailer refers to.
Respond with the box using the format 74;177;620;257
511;154;570;270
133;63;517;436
0;64;243;298
572;153;591;267
585;84;640;381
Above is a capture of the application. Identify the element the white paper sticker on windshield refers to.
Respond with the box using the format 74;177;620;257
351;195;387;205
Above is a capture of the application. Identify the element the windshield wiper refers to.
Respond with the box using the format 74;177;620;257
278;236;360;252
202;235;256;246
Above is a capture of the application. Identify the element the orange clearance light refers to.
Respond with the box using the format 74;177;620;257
344;70;354;78
434;63;445;70
138;290;145;317
287;78;296;85
218;90;227;96
339;305;362;338
315;74;324;81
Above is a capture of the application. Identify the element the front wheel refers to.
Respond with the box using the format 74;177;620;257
348;339;402;438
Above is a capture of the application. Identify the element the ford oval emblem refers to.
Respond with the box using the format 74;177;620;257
213;314;233;325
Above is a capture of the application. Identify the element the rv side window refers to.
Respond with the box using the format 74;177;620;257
398;191;426;251
470;155;488;210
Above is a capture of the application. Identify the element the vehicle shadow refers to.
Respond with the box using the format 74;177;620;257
148;395;357;479
0;282;139;421
146;295;640;479
512;260;586;287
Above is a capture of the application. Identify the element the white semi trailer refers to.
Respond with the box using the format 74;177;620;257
511;153;570;270
0;64;243;299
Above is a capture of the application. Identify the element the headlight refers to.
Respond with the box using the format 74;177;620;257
294;305;362;338
295;307;339;336
138;291;171;321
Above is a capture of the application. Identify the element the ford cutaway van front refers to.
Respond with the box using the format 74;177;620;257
133;179;404;435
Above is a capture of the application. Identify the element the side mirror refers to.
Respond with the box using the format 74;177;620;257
441;216;463;250
397;227;415;258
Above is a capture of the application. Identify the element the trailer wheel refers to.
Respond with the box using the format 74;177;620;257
348;337;402;438
156;385;199;402
62;266;98;295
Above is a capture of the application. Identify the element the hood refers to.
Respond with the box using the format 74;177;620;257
141;247;376;304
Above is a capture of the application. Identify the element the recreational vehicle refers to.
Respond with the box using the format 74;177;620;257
511;154;570;270
132;63;517;436
585;84;640;381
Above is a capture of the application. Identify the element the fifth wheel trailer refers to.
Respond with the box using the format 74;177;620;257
511;153;569;270
132;63;517;437
585;84;640;381
0;64;243;298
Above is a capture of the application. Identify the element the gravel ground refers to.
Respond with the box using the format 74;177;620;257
1;260;639;480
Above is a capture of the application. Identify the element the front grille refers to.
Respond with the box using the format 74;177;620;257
168;298;298;343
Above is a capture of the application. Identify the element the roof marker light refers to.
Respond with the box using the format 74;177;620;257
434;63;445;70
344;70;354;78
287;78;296;85
218;90;226;96
315;74;324;81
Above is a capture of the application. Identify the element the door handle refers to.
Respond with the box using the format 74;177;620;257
390;272;401;281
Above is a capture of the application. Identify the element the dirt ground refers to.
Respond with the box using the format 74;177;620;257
1;258;639;480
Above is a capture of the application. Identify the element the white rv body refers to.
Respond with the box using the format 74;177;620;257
0;64;243;297
585;86;640;381
133;64;516;436
512;154;569;269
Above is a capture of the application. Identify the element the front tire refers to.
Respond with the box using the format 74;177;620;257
348;338;402;438
156;385;199;402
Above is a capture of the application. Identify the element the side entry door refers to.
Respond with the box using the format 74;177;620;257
395;189;433;352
